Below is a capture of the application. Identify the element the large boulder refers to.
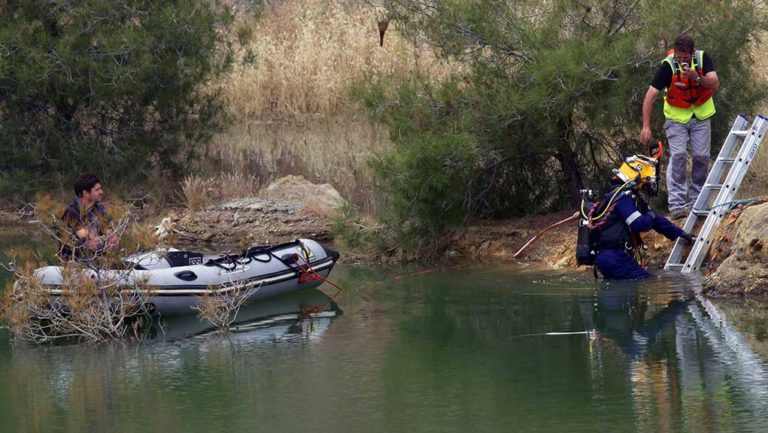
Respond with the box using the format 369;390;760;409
260;175;344;217
704;202;768;297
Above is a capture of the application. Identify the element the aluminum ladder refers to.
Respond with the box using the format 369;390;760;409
665;114;768;273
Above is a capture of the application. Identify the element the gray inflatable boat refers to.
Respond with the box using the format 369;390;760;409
34;239;340;316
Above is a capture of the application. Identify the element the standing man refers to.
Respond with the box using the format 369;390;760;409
640;34;720;220
59;173;119;260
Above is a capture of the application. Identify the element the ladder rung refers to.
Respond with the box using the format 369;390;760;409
717;157;735;163
732;130;750;137
666;263;684;269
704;183;722;190
692;209;710;217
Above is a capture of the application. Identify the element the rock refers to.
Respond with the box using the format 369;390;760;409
704;203;768;297
260;175;344;217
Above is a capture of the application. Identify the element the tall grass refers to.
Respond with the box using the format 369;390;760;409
222;0;450;120
208;119;388;211
207;0;454;209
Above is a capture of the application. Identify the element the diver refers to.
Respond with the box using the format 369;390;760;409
578;150;694;279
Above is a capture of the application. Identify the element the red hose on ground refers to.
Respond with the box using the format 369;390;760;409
512;212;579;259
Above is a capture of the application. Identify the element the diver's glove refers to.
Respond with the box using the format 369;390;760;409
680;232;695;243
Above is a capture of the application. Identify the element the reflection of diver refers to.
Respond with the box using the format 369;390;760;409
583;283;689;359
146;288;342;342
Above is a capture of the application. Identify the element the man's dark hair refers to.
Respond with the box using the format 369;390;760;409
73;173;101;197
673;34;695;54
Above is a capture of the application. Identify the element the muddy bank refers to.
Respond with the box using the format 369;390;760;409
167;198;334;249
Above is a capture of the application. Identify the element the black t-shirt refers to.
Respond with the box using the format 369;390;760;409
649;51;715;90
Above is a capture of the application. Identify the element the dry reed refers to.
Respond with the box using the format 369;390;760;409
743;31;768;196
223;0;450;120
182;172;261;210
207;0;456;209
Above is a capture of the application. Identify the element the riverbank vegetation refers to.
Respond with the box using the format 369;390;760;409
3;0;768;261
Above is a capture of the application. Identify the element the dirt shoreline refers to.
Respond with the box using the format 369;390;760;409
7;182;764;299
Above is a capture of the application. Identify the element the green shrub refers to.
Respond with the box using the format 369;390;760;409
0;0;234;199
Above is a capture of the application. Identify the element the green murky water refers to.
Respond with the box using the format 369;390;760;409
0;235;767;433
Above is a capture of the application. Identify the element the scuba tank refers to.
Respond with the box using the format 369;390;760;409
575;182;633;266
576;189;598;266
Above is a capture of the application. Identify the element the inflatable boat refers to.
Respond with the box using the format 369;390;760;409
34;239;340;316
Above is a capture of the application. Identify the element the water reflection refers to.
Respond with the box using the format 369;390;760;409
149;288;340;342
1;263;768;433
1;289;341;433
584;275;768;433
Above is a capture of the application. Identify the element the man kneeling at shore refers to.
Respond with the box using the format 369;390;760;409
59;173;119;261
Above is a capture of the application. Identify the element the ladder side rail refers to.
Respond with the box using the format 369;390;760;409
665;209;703;269
682;116;768;272
665;115;750;269
691;115;751;212
707;116;768;214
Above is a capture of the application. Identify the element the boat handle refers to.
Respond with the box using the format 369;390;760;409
174;270;198;281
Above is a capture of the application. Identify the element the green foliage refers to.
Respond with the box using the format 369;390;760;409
358;0;768;247
372;131;480;231
0;0;234;199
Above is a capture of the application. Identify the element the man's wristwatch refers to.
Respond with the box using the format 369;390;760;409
696;75;702;85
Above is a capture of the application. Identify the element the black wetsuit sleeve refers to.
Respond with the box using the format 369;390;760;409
650;62;673;91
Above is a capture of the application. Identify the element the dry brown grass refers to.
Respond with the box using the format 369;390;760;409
182;172;260;210
208;119;388;210
207;0;456;209
223;0;450;120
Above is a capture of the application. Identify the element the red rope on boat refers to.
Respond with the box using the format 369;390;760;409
294;253;346;319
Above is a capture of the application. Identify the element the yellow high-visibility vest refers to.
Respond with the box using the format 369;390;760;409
661;50;716;124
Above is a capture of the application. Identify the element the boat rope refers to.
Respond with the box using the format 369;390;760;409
512;212;579;259
291;252;347;318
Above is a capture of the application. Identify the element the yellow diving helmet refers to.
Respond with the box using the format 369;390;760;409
614;154;659;195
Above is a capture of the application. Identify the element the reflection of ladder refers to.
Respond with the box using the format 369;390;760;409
665;114;768;273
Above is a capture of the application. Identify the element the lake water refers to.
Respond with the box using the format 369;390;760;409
0;237;767;433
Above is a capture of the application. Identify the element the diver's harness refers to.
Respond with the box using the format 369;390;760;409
576;181;648;276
